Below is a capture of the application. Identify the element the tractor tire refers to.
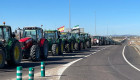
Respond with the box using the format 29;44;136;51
52;44;59;56
89;41;91;48
41;40;49;60
30;45;40;61
0;49;5;68
80;42;84;50
86;41;90;48
65;43;70;53
74;42;79;51
83;42;87;49
59;43;64;55
70;42;74;53
7;41;22;65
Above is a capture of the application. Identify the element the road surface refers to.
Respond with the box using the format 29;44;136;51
60;41;140;80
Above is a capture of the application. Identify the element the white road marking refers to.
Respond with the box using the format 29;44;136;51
122;45;140;71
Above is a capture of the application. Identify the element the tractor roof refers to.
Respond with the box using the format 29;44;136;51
23;27;42;30
0;25;11;28
44;30;58;33
45;30;57;32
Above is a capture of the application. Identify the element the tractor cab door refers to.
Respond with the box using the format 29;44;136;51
37;29;43;41
3;27;11;42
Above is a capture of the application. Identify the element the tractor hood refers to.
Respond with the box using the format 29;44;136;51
19;37;31;43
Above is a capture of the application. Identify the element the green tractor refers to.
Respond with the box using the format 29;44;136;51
60;32;75;53
71;33;84;51
81;33;91;48
71;28;85;51
44;30;63;55
0;22;22;68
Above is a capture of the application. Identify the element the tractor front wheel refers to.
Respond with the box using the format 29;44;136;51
30;45;40;61
0;49;5;68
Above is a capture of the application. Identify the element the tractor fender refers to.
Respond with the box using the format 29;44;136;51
40;38;47;47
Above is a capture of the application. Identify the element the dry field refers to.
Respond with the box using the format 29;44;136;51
129;37;140;45
112;37;125;42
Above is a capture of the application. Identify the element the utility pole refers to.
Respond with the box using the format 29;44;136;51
69;0;71;29
95;11;96;35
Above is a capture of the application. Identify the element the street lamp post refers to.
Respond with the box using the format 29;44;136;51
95;11;96;35
69;0;71;30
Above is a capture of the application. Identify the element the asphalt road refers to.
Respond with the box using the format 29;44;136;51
60;41;140;80
0;45;105;80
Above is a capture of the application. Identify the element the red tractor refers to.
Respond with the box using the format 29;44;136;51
19;27;48;61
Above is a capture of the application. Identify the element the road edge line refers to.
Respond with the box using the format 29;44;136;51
122;45;140;71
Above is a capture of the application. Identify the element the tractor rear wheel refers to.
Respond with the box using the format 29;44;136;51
30;45;40;61
70;42;74;52
65;43;70;53
52;44;59;56
80;42;84;50
86;41;90;48
41;40;48;60
83;42;87;49
7;41;22;65
74;42;79;51
59;43;64;55
0;49;5;68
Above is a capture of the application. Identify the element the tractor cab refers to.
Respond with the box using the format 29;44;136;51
22;27;43;41
60;32;72;40
0;25;14;44
44;30;60;42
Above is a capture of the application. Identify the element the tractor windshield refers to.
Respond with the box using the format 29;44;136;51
23;30;37;40
45;33;55;39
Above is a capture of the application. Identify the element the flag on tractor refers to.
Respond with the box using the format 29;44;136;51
58;26;64;32
73;25;79;29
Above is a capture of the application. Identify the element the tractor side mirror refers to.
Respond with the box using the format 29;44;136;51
12;32;15;37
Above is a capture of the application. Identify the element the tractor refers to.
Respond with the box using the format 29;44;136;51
44;30;63;55
71;28;85;51
0;22;22;68
19;27;48;61
83;33;91;48
71;33;83;51
60;32;75;53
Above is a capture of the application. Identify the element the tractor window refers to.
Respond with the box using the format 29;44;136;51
37;30;42;40
44;33;55;39
3;28;10;42
0;28;3;39
23;30;37;40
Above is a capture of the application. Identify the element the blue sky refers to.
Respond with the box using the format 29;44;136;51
0;0;140;35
